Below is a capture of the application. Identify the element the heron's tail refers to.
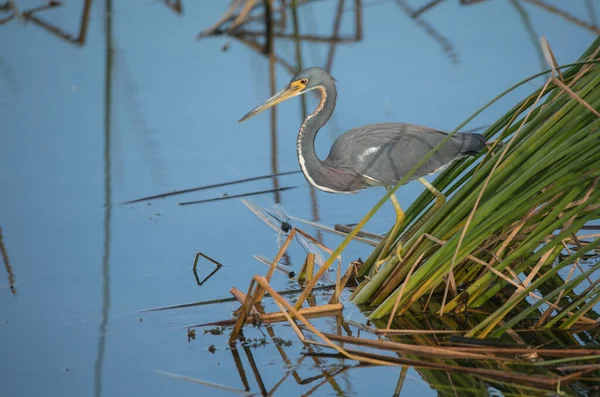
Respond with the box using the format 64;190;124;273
461;133;487;156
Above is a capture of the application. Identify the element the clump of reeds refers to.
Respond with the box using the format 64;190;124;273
152;26;600;395
349;36;600;337
190;36;600;349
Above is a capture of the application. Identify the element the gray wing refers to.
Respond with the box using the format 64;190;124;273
323;123;486;186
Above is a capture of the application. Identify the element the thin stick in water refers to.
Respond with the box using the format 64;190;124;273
122;170;300;204
179;186;298;205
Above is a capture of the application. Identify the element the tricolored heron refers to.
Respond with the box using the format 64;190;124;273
239;67;486;255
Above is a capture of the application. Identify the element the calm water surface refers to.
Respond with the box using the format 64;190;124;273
1;1;598;396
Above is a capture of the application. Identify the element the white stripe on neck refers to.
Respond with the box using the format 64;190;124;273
297;86;350;194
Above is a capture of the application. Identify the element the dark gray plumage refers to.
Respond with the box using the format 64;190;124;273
239;67;487;194
322;123;486;192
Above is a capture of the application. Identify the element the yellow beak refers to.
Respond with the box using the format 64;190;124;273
238;83;303;123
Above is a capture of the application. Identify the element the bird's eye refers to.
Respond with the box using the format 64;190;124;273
300;79;308;85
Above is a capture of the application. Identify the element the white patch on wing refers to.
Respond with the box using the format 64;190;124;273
362;174;383;186
428;155;467;175
429;163;449;175
358;146;380;163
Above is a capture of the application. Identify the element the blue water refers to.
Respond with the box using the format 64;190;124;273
0;1;597;396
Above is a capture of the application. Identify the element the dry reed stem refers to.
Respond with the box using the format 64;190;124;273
448;345;600;357
200;303;343;328
552;77;600;118
314;332;513;361
383;252;426;332
524;0;600;35
374;328;464;335
229;278;258;343
230;287;261;316
572;44;600;83
329;259;358;304
535;242;579;327
258;303;342;322
422;284;437;312
540;37;563;80
440;268;457;317
524;248;555;287
263;230;295;280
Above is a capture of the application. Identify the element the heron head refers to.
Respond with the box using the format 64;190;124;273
238;67;330;123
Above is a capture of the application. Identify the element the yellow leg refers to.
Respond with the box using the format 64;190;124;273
373;180;446;274
418;177;446;207
399;177;446;244
383;189;405;252
390;194;405;229
373;189;406;272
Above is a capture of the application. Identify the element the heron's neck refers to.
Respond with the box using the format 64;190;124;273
297;80;338;192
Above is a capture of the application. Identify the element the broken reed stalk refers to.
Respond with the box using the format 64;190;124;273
200;303;343;328
348;37;600;337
